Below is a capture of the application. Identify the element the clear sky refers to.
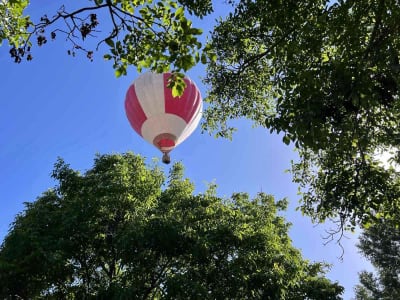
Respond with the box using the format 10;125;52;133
0;1;372;299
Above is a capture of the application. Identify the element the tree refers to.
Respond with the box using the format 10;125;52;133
203;0;400;231
354;218;400;299
0;152;343;299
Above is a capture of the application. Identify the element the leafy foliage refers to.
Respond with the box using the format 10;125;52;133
0;153;343;299
0;0;216;94
354;218;400;299
204;0;400;229
0;0;31;56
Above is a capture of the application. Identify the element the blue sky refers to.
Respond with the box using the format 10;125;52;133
0;1;372;299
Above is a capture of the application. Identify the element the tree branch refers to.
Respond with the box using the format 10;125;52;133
234;27;297;76
363;0;385;59
141;257;172;300
33;4;109;29
8;2;159;62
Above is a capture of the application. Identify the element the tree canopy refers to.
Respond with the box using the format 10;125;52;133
354;218;400;299
2;0;400;230
0;153;343;299
204;0;400;231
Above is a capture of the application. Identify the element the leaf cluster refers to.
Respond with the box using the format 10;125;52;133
0;0;31;61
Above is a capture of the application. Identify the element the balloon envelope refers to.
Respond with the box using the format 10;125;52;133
125;72;202;155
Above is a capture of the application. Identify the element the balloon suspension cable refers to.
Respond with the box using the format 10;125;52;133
162;152;171;164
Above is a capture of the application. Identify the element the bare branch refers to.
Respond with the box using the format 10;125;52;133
321;216;351;261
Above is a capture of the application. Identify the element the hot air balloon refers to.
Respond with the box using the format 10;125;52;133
125;72;202;164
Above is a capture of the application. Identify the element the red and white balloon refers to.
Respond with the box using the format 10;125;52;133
125;72;202;163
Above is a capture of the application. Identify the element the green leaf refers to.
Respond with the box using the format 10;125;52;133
175;6;184;19
172;85;181;97
200;53;207;64
321;52;329;63
283;135;291;145
189;28;203;35
115;68;122;77
105;38;114;48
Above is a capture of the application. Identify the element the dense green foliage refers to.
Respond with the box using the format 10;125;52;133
204;0;400;230
0;153;343;299
354;219;400;299
0;0;30;48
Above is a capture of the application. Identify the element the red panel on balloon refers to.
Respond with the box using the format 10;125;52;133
158;139;175;148
163;73;201;123
125;84;147;136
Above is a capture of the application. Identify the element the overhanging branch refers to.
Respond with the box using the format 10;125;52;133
7;2;169;63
